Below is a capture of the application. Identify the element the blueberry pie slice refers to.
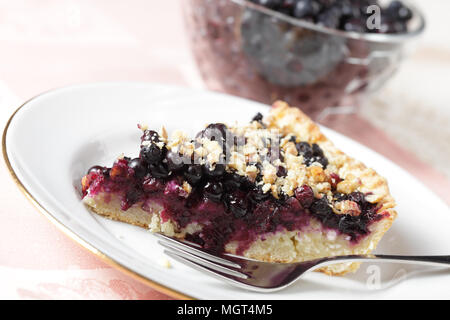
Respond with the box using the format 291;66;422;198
81;101;396;275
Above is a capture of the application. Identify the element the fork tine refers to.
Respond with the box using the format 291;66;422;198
164;250;295;293
160;241;248;279
153;233;242;269
163;251;260;292
163;249;253;287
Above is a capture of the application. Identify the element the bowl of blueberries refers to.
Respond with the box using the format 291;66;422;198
182;0;425;118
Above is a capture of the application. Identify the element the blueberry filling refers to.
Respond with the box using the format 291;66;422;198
309;194;383;240
83;159;385;252
82;118;387;253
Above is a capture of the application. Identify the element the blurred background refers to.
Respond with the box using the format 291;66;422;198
0;0;448;182
0;0;448;299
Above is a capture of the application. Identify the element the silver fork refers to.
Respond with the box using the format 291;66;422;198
153;233;450;292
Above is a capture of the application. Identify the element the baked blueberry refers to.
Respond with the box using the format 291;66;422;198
294;185;315;208
128;158;147;179
149;163;170;179
204;181;224;202
184;164;203;185
166;151;185;172
140;144;163;165
141;130;160;143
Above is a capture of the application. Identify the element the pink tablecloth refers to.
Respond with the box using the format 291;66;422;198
0;1;448;299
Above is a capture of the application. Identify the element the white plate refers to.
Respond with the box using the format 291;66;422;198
3;82;450;299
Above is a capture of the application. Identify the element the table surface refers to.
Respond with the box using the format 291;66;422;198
0;0;448;299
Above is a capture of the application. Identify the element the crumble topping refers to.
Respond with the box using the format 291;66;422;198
132;101;395;218
334;200;361;216
84;101;394;225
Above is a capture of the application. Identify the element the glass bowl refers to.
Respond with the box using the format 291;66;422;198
182;0;425;119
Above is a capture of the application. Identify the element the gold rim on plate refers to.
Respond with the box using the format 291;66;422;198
2;88;195;300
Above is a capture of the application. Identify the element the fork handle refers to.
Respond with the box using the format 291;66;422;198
374;255;450;267
320;254;450;268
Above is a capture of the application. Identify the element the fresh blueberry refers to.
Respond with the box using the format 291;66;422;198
317;7;342;29
293;0;315;18
283;0;296;7
256;0;283;9
387;1;412;21
249;0;412;34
